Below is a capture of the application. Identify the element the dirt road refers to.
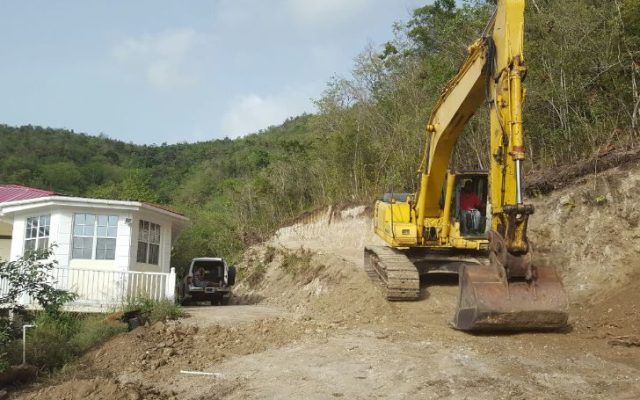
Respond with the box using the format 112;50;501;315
13;167;640;399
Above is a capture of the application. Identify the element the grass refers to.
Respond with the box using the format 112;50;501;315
1;299;184;374
6;312;127;371
123;297;185;324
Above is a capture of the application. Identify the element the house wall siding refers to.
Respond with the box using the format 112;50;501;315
0;222;11;236
0;240;9;261
10;214;28;260
0;221;11;261
54;210;72;268
129;211;174;273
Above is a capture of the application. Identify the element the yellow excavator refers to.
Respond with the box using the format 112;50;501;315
365;0;569;331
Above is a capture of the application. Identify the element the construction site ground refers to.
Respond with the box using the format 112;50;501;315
11;165;640;399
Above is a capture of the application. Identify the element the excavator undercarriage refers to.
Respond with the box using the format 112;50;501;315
364;240;568;331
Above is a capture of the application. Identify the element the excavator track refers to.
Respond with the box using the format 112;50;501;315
364;245;420;301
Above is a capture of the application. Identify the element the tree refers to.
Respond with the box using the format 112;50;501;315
88;169;160;203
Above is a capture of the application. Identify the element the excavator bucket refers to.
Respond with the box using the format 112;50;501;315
452;263;569;331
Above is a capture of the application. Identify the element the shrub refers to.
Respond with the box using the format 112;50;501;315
147;299;184;322
123;298;184;323
280;248;314;276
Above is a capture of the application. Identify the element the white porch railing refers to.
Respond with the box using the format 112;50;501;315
0;267;176;313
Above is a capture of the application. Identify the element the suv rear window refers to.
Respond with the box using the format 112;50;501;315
192;260;225;281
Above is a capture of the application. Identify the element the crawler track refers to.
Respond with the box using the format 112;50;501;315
364;245;420;301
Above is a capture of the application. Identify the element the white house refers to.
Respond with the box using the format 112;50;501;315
0;184;189;311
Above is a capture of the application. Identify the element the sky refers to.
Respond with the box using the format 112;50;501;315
0;0;422;144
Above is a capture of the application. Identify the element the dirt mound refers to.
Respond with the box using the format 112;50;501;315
234;243;392;327
270;205;382;266
82;316;328;376
20;378;169;400
15;316;335;400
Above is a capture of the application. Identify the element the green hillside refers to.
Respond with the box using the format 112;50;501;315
1;0;638;272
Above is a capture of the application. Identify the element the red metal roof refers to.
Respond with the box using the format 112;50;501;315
0;184;57;203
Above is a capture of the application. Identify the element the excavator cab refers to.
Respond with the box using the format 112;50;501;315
451;173;488;237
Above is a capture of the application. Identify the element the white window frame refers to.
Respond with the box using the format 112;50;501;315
72;213;118;260
24;214;50;255
137;220;160;265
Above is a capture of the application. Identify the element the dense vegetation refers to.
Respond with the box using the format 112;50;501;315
1;0;638;272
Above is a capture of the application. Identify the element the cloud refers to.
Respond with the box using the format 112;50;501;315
221;88;316;137
111;28;200;90
286;0;371;26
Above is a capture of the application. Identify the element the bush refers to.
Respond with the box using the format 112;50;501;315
280;248;314;276
148;300;184;322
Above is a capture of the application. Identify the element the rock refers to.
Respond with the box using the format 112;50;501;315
163;347;176;357
151;321;166;333
126;390;141;400
151;359;167;370
559;194;575;208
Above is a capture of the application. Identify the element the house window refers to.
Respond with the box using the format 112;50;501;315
137;220;160;265
72;214;118;260
24;215;50;254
